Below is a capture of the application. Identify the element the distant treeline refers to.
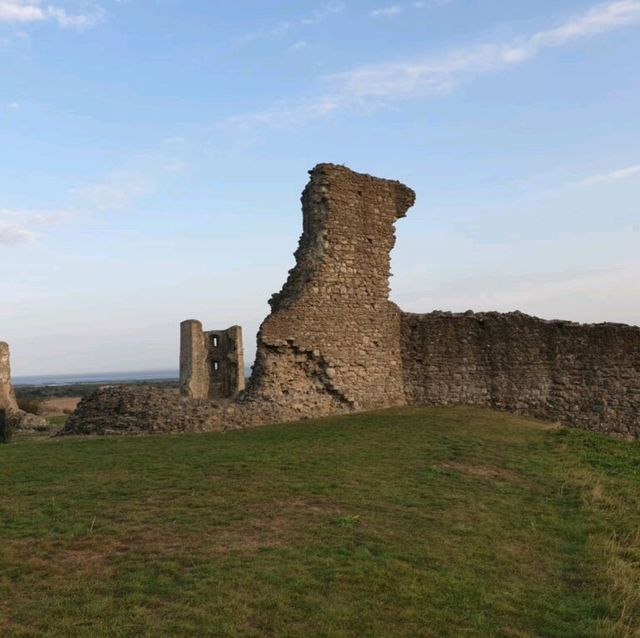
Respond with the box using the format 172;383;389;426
15;379;180;400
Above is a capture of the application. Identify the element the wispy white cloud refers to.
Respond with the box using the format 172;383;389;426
71;172;155;211
237;2;345;46
370;0;452;17
0;220;35;245
237;20;292;45
578;164;640;186
0;0;104;29
0;209;67;246
70;152;185;212
0;28;30;52
0;0;43;23
2;147;185;247
370;5;402;18
288;40;307;52
46;4;104;29
228;0;640;129
300;1;345;26
1;209;68;225
161;135;186;145
334;0;640;101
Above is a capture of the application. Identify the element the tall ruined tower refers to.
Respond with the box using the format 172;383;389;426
247;163;415;414
180;321;245;400
0;342;19;414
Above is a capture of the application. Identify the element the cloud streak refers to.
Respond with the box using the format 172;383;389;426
236;2;345;45
300;1;344;26
370;5;402;18
0;1;104;29
0;220;35;245
1;147;185;247
228;0;640;129
70;151;186;212
0;209;66;246
72;173;155;211
370;1;451;18
579;164;640;186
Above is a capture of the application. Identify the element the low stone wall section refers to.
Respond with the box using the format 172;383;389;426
401;311;640;438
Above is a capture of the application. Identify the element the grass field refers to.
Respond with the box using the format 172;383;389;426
1;407;639;637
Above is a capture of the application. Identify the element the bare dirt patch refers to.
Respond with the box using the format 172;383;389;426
40;396;81;415
7;538;119;581
441;461;524;483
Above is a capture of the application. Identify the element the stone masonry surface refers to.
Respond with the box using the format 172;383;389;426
246;163;415;414
0;342;19;413
401;311;640;438
180;321;245;400
63;164;640;438
0;341;48;431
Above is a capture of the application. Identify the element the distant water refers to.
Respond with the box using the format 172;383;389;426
13;369;179;387
14;366;254;387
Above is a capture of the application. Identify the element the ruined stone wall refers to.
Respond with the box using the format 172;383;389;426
65;164;415;435
0;341;48;431
247;163;415;414
401;311;640;438
208;326;245;398
180;320;209;400
0;342;19;413
180;321;245;400
63;163;640;439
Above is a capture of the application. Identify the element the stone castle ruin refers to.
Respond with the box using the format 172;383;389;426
64;164;640;438
180;322;245;399
0;342;19;415
0;342;47;431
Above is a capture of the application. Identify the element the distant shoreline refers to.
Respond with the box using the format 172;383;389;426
13;369;180;387
14;366;253;388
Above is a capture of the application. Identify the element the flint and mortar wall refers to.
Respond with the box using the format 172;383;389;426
247;163;415;415
401;311;640;438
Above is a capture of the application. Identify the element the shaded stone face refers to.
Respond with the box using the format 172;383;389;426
180;321;245;400
0;342;19;413
401;311;640;439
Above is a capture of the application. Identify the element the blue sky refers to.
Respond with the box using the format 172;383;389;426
1;0;639;376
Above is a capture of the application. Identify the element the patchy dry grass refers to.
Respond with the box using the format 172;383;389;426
46;414;70;427
1;406;639;637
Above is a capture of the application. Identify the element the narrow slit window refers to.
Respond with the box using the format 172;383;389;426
212;336;219;347
213;361;220;372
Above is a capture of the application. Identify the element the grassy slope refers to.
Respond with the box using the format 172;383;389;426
1;407;638;638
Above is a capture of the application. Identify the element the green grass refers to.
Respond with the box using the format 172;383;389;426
46;415;70;427
1;406;639;637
